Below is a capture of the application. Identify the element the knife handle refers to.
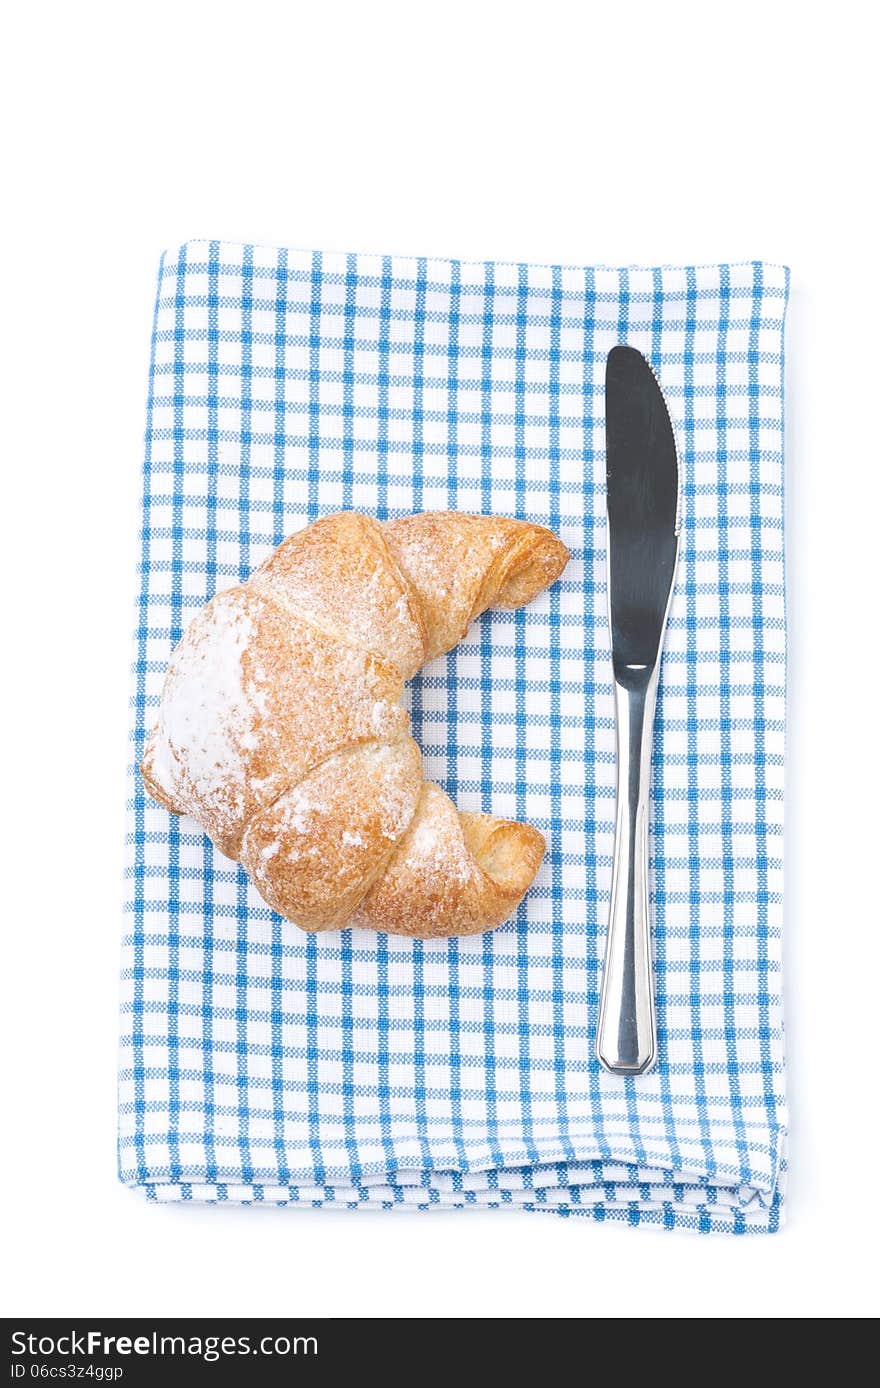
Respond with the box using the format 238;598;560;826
596;667;659;1076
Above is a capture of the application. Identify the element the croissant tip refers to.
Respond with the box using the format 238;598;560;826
497;526;570;608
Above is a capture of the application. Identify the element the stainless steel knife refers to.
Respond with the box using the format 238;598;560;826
596;345;679;1076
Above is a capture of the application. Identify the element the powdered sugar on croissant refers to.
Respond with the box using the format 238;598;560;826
141;511;568;937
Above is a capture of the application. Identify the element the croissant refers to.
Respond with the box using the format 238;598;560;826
141;511;569;937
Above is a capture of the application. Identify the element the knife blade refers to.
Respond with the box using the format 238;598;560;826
596;344;679;1076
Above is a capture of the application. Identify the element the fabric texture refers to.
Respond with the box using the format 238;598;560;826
120;241;788;1232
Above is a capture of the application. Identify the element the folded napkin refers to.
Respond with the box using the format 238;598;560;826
120;242;788;1232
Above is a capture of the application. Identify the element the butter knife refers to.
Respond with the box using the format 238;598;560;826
596;345;679;1076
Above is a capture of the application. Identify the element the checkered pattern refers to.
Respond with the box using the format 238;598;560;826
119;242;788;1233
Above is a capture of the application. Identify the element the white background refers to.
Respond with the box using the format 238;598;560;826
2;0;878;1320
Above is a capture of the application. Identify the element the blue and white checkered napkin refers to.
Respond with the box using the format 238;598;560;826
120;241;788;1233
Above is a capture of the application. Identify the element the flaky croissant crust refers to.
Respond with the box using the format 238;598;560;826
141;511;569;937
